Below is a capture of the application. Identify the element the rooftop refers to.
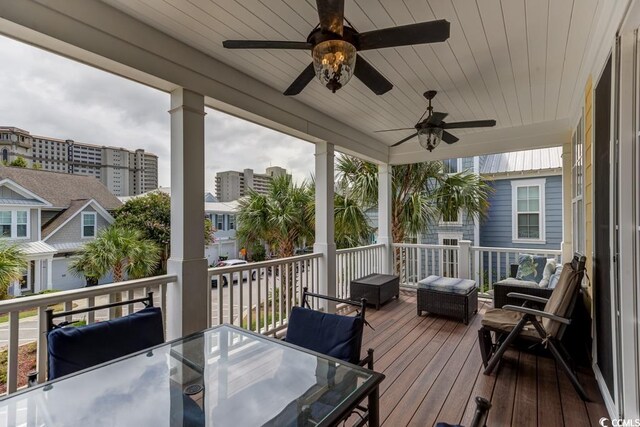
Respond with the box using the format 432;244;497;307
480;147;563;176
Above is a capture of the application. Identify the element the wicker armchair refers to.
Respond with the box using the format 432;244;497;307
492;264;553;309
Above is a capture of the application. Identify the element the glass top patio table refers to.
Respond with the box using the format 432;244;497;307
0;324;383;427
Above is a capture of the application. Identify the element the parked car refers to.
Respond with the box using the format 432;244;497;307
211;259;256;287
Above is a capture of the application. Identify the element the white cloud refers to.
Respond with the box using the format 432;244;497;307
0;35;314;192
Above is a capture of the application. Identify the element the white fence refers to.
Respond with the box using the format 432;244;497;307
207;253;322;337
0;275;175;396
336;244;385;300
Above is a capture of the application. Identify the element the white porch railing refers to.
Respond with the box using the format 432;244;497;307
392;243;462;287
470;246;562;293
207;253;322;337
336;243;385;300
0;275;176;396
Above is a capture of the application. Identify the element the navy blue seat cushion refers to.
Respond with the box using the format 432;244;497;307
285;306;363;364
47;306;164;380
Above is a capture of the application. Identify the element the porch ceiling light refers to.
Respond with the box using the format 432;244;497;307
418;127;443;152
312;40;357;93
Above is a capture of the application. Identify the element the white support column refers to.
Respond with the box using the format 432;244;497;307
561;140;573;261
313;141;336;311
167;88;208;340
378;164;393;274
46;258;53;290
33;259;41;293
458;240;471;280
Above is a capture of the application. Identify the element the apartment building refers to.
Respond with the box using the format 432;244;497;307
215;166;288;202
0;126;158;196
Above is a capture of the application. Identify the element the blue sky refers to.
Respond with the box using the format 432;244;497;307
0;35;315;191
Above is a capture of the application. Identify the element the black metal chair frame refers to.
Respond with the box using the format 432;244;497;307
298;287;376;427
28;292;155;386
478;254;588;400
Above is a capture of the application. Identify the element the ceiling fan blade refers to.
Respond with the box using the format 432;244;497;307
317;0;344;36
357;19;450;51
283;63;316;96
441;131;459;144
427;112;448;125
223;40;312;50
391;133;418;147
442;120;497;129
354;55;393;95
374;128;415;132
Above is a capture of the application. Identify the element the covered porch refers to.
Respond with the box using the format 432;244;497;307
0;0;639;423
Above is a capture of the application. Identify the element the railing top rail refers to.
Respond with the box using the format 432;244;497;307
207;252;321;275
336;243;385;254
391;243;460;250
0;274;177;314
470;246;562;254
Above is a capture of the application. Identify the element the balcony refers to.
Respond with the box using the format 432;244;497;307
0;243;608;426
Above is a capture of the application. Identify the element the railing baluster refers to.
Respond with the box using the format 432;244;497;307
229;272;234;325
497;252;501;282
127;289;135;315
489;252;493;290
247;268;253;332
36;306;47;384
160;283;167;331
87;297;95;325
7;311;19;394
217;274;223;326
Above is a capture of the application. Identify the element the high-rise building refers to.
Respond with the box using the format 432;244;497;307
0;126;158;197
215;166;289;202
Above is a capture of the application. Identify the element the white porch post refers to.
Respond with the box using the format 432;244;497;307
458;240;471;280
46;258;53;290
167;88;208;340
33;259;41;293
377;164;393;274
313;141;336;311
561;140;573;261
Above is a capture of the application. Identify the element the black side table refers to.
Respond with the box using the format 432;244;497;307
350;274;400;309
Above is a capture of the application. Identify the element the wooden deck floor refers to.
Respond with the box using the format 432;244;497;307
358;290;608;427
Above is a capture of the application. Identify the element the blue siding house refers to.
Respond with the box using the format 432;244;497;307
478;147;563;251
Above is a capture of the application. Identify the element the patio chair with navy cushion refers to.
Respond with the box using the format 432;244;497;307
285;287;373;368
478;253;589;400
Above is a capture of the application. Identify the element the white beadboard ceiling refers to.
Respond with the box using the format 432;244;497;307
103;0;613;156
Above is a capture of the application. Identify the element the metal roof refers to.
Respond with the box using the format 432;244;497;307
0;198;46;206
17;241;58;256
480;147;563;175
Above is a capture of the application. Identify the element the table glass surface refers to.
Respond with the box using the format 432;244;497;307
0;325;377;427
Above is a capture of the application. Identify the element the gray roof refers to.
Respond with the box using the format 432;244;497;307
42;200;89;238
480;147;562;175
17;241;57;256
0;166;122;210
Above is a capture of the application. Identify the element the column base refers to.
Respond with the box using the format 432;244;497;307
166;257;209;340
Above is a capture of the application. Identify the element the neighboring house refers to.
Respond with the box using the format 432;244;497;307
205;200;239;265
0;166;121;294
119;188;239;265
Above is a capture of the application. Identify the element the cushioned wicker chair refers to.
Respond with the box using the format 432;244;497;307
478;253;588;400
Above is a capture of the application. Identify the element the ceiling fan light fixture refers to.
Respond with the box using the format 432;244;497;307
418;127;443;152
312;40;357;93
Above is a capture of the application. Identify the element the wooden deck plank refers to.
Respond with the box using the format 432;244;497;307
557;363;591;426
486;349;519;426
537;354;564;427
381;320;468;425
579;369;609;425
512;352;538;426
407;310;485;426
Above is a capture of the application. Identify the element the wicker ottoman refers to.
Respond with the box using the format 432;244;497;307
417;276;478;324
350;274;400;309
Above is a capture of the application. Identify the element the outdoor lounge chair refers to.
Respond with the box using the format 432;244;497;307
478;253;588;400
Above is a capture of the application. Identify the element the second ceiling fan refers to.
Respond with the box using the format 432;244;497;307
377;90;497;151
223;0;450;96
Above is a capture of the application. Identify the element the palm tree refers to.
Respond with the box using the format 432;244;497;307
70;226;161;283
237;175;314;258
0;243;28;300
333;192;374;249
336;155;492;245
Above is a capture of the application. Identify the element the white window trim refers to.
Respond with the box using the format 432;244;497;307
439;209;463;226
511;178;546;244
438;232;463;277
0;208;30;240
81;212;97;238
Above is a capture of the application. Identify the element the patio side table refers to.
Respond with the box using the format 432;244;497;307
350;273;400;309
